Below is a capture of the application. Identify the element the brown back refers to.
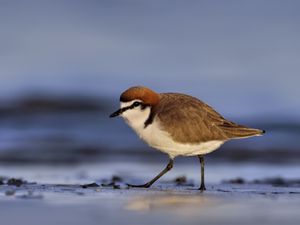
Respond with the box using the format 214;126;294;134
153;93;263;144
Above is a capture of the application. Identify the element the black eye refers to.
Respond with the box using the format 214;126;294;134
133;101;141;107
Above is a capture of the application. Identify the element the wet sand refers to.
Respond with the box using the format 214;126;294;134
0;182;299;225
0;162;299;225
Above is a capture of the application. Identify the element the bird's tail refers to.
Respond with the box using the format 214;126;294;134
220;123;265;139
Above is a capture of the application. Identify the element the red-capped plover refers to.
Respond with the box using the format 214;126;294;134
110;86;264;192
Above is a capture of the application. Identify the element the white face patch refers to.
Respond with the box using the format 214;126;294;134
120;100;151;132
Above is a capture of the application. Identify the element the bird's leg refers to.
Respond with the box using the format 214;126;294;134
127;159;174;188
198;155;206;192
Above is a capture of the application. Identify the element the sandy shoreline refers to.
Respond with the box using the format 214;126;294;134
0;162;300;225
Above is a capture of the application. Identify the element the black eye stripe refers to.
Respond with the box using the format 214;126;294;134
119;102;141;113
119;101;149;113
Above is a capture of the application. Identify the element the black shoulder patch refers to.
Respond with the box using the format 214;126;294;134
144;108;156;128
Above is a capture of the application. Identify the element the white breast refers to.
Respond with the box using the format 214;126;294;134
120;101;224;159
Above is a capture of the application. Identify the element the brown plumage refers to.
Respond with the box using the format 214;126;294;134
152;93;264;144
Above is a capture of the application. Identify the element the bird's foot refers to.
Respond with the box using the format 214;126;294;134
126;182;151;188
199;184;206;192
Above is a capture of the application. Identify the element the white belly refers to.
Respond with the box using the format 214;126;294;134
127;118;224;158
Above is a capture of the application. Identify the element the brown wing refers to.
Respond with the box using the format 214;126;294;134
153;93;263;144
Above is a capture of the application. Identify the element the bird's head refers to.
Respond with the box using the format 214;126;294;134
110;86;160;123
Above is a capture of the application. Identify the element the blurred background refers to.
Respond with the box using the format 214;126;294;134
0;0;299;174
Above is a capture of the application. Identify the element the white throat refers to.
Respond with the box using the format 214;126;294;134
120;100;151;134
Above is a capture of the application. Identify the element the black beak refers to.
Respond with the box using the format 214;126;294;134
109;109;122;118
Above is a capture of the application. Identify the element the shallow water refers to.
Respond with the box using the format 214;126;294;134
0;162;299;225
0;161;299;185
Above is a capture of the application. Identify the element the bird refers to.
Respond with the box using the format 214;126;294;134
110;86;264;192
